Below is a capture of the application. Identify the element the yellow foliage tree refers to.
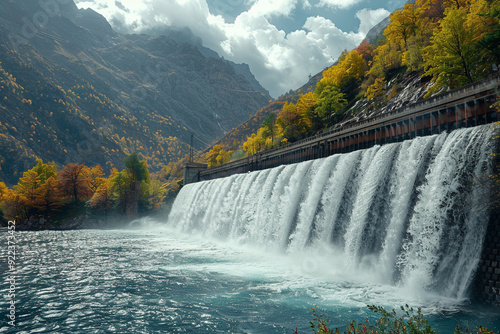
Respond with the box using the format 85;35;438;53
89;164;105;194
319;50;366;94
384;3;423;50
36;176;63;214
276;101;311;142
146;180;167;209
90;178;114;218
0;181;7;202
15;169;42;207
295;92;317;129
2;188;26;221
443;0;471;10
423;3;492;95
206;145;233;167
365;77;387;100
243;131;265;156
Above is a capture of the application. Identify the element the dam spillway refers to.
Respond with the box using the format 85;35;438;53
170;125;498;302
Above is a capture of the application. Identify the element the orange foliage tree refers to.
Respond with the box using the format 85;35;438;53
36;176;63;214
58;163;92;203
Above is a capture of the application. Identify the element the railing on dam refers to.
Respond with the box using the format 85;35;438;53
189;75;500;183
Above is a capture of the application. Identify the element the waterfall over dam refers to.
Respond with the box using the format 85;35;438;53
168;125;497;301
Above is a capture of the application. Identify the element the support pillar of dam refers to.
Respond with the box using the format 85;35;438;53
183;162;208;185
475;210;500;305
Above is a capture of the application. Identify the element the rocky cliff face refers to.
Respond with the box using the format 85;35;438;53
0;0;270;185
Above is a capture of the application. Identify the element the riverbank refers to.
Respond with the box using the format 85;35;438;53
9;203;174;231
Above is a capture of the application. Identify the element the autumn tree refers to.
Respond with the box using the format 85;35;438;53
295;92;317;129
58;163;92;203
33;159;57;183
36;176;63;215
145;179;167;210
9;159;60;218
206;145;233;167
318;49;366;100
1;188;27;221
381;0;438;73
275;101;307;142
14;159;57;205
443;0;471;9
90;178;114;219
0;181;7;202
424;3;492;94
365;77;387;100
421;0;446;21
88;164;105;194
315;86;347;122
15;169;42;209
368;42;403;79
356;41;375;65
384;3;422;50
243;131;264;156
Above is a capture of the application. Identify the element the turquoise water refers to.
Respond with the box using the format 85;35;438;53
1;224;499;333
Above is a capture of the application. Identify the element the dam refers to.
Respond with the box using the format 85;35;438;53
180;76;500;304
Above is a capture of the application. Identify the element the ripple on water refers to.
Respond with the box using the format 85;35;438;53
2;229;498;333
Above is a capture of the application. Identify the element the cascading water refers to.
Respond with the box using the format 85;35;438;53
168;125;496;301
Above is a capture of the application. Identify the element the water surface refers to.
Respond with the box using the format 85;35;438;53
1;226;499;333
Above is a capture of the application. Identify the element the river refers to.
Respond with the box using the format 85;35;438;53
0;225;499;333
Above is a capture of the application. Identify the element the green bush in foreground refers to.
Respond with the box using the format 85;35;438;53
299;305;496;334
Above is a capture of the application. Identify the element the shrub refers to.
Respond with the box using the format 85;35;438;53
303;305;496;334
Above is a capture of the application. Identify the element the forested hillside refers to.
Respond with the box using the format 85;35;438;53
0;0;270;186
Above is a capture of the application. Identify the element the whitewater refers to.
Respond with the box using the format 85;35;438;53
169;124;496;303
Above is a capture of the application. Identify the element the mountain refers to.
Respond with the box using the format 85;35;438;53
0;0;270;185
143;26;270;97
362;15;391;45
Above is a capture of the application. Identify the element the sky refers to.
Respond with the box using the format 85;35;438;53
74;0;407;97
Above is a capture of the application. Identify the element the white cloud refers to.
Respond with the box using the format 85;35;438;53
246;0;298;17
211;13;363;96
75;0;388;97
317;0;363;10
356;8;390;36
